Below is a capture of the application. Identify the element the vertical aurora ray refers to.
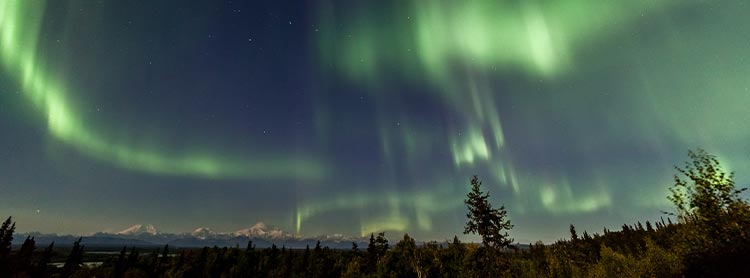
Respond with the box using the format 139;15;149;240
301;0;689;236
0;0;327;180
313;0;678;181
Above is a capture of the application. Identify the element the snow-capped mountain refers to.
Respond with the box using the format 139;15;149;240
313;233;353;242
191;227;217;239
117;224;158;236
233;222;292;239
15;222;367;248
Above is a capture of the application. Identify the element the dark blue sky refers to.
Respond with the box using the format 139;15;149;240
1;0;749;243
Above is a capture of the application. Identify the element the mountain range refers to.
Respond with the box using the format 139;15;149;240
13;222;366;249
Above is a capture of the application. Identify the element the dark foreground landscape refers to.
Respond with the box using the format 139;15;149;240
1;149;749;277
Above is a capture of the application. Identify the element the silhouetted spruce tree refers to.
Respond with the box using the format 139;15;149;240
224;247;240;276
444;236;465;277
464;175;513;249
392;234;420;277
173;250;185;275
301;244;310;271
375;232;389;261
62;237;84;277
0;216;15;274
244;240;257;275
309;241;325;277
205;246;224;277
364;232;390;274
160;244;169;269
419;241;443;277
569;224;579;241
16;236;35;274
114;246;127;278
194;247;209;277
285;246;296;277
150;248;159;272
126;247;139;269
260;244;279;276
33;242;54;278
367;233;377;272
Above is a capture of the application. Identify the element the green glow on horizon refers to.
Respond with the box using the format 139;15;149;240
296;186;465;236
361;215;409;237
293;173;617;235
0;0;327;180
539;183;612;214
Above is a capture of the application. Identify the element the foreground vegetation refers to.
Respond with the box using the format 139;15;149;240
1;149;749;277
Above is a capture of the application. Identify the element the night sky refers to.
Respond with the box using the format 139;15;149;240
1;0;749;243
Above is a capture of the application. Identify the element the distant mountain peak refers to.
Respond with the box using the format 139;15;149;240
192;227;214;233
233;222;290;239
117;224;158;235
191;227;217;239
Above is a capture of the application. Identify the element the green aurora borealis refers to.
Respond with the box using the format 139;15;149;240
0;1;326;180
1;0;749;242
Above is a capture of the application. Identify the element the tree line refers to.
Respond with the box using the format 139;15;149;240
0;148;749;277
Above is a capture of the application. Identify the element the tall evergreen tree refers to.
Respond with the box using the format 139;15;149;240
160;244;170;268
17;236;36;273
646;221;654;233
444;236;465;277
366;233;377;272
464;175;514;249
150;248;160;274
569;224;579;241
582;231;591;241
33;242;54;278
0;217;15;259
394;233;421;277
174;250;185;274
366;232;389;273
127;246;140;268
114;246;127;278
62;237;84;277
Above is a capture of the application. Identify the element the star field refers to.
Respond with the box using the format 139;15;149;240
1;0;749;243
